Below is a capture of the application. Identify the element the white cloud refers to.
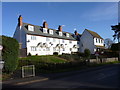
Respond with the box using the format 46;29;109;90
81;3;118;21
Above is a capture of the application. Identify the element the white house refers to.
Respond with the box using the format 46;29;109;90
13;15;104;56
79;29;104;54
13;15;79;56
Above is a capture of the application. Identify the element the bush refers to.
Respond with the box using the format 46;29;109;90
84;49;91;59
1;35;19;73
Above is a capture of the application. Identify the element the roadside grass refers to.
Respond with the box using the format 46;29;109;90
19;55;68;63
3;56;120;81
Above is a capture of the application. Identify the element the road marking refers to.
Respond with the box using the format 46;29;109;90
14;78;49;85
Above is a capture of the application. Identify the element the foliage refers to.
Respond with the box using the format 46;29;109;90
84;49;91;59
59;54;83;62
1;35;19;73
111;43;119;52
18;55;85;73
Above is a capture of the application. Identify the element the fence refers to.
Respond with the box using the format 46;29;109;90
90;57;118;63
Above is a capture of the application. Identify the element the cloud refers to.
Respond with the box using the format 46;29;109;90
81;3;118;21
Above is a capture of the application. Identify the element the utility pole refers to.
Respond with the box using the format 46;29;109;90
111;23;120;61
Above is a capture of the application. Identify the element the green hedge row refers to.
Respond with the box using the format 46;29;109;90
1;35;19;73
18;59;86;73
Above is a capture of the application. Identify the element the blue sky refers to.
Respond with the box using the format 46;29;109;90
2;2;118;40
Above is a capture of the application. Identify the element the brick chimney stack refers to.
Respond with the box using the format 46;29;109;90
58;25;62;32
43;21;48;29
74;30;78;36
18;15;23;26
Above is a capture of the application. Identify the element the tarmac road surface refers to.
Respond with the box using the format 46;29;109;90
2;64;120;89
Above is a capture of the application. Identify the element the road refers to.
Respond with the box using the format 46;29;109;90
2;64;120;89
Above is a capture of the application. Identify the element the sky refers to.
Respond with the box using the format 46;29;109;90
2;2;118;40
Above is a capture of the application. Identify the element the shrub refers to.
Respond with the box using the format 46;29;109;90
84;49;91;59
1;35;19;73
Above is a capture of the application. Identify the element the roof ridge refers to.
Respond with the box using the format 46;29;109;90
85;29;103;39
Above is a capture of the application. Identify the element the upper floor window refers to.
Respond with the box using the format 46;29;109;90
53;38;56;42
49;30;53;35
43;28;48;33
101;40;103;43
99;39;101;43
28;25;34;31
96;38;98;43
31;35;36;40
46;37;50;41
66;33;69;37
69;40;72;44
62;40;64;43
59;32;62;36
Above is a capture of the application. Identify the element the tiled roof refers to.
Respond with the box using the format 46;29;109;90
85;29;103;39
22;23;79;41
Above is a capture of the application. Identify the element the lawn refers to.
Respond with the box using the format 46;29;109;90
19;55;68;63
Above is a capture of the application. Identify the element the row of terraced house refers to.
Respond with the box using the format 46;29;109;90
13;15;104;56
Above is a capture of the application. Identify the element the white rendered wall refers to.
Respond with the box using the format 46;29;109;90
26;34;78;55
94;37;104;46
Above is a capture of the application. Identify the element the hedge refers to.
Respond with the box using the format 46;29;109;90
1;35;19;73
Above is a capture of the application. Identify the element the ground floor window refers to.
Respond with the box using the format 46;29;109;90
31;46;37;51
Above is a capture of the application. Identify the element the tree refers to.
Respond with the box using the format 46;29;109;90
104;38;113;49
1;35;19;73
111;23;120;61
84;49;91;63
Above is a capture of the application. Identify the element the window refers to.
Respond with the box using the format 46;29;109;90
66;33;69;37
53;38;56;42
62;40;64;43
46;47;50;51
31;35;36;40
43;28;48;33
96;38;97;43
31;46;37;51
99;39;100;43
46;37;50;41
59;32;62;36
101;40;103;43
69;40;72;44
28;25;34;31
49;30;53;35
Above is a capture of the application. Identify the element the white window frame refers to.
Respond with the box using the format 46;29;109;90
46;37;50;41
28;25;34;31
59;32;62;36
31;35;36;40
49;30;53;35
31;46;37;51
43;28;48;33
66;33;69;37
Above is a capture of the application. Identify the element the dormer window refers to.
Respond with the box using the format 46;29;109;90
43;28;47;33
59;32;62;36
66;33;69;37
49;30;53;35
28;25;34;31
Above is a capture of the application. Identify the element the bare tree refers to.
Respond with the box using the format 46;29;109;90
104;38;113;49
